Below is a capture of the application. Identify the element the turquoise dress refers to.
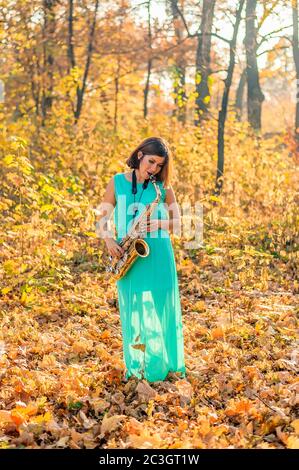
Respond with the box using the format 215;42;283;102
113;173;186;382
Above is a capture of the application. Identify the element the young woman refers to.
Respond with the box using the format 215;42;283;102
98;137;186;382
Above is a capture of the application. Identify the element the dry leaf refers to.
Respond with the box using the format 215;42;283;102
175;379;193;406
131;343;146;352
100;414;127;437
286;436;299;449
291;419;299;435
136;380;157;401
54;436;70;448
78;410;97;430
127;429;162;449
0;410;14;424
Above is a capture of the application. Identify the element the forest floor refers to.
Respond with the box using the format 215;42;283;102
0;243;298;449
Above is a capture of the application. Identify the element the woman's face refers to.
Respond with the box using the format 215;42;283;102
137;152;165;179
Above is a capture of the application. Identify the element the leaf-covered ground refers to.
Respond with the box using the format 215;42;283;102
0;119;298;448
0;245;298;449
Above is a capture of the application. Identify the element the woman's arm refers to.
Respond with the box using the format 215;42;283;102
95;177;124;258
146;186;181;234
160;185;181;235
95;176;116;240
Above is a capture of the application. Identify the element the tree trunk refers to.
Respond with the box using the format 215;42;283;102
74;0;99;123
235;68;247;121
144;58;152;119
114;58;120;133
194;0;216;125
170;0;187;124
144;1;153;119
41;0;56;126
215;0;245;197
67;0;76;72
245;0;265;131
292;0;299;151
172;65;187;123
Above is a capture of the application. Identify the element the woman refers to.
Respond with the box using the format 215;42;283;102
98;137;186;382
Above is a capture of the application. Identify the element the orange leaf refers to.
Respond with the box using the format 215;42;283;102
0;410;14;424
211;327;225;339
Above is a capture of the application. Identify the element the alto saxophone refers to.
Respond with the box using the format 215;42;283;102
106;175;162;281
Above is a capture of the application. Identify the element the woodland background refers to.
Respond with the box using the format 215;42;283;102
0;0;298;449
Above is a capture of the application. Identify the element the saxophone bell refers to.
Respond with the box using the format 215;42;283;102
134;238;149;257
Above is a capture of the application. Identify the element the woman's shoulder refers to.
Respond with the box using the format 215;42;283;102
112;173;131;196
115;172;131;181
122;172;131;182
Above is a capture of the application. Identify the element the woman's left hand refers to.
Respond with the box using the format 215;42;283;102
146;219;160;232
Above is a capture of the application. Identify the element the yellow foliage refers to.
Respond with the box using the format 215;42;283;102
0;73;297;450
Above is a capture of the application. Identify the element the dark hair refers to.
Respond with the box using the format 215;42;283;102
126;136;173;188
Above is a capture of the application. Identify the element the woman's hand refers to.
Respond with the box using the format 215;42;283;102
105;238;124;258
146;219;161;232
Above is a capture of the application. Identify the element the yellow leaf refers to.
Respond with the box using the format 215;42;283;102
147;399;154;418
1;287;13;295
40;204;55;213
193;301;206;312
30;411;53;424
0;410;14;424
195;73;202;85
286;436;299;449
84;231;97;238
3;154;14;165
39;354;57;368
291;419;299;435
3;260;17;275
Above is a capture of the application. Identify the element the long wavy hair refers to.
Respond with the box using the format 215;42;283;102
126;137;173;188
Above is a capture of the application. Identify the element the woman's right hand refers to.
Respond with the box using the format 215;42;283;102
105;238;124;259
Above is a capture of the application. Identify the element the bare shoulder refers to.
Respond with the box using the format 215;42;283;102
122;171;131;182
102;175;116;205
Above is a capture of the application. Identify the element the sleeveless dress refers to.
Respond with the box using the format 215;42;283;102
113;173;186;382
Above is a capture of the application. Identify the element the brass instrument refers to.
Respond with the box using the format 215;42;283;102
106;174;162;281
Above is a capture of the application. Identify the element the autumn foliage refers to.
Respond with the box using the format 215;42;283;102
0;0;298;451
0;108;298;449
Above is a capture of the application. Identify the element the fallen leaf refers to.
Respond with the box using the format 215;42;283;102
136;380;157;401
131;343;146;352
100;414;126;437
0;410;14;424
175;379;193;406
78;410;97;430
291;419;299;435
286;435;299;449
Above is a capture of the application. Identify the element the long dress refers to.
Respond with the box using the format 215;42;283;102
113;172;186;382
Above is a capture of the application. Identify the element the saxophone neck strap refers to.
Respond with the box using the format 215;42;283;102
132;169;150;195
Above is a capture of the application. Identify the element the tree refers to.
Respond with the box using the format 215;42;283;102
245;0;265;131
215;0;245;196
194;0;216;124
143;0;153;119
235;0;282;121
169;0;188;124
41;0;57;126
235;68;247;120
67;0;99;123
292;0;299;151
166;0;217;125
